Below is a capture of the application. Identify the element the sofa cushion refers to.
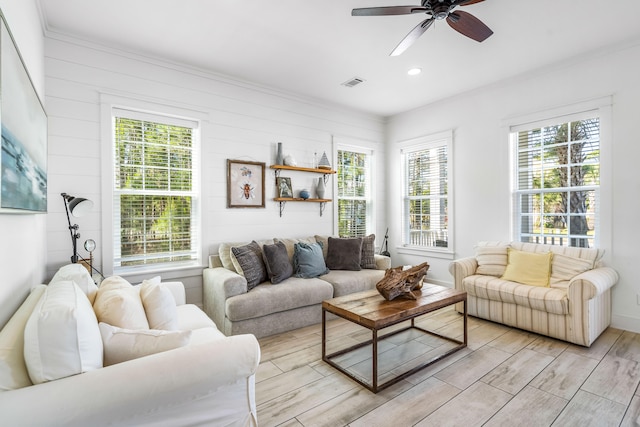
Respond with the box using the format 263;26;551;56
475;244;509;277
463;275;569;315
262;241;293;284
50;263;99;304
231;241;268;290
501;248;553;287
99;323;191;366
93;276;150;330
314;235;332;259
0;285;47;391
219;239;275;273
326;237;363;271
140;280;179;330
176;304;218;331
225;278;333;322
551;253;595;282
218;241;247;272
320;269;385;297
510;241;604;265
275;236;317;263
360;234;377;269
293;242;329;278
24;281;103;384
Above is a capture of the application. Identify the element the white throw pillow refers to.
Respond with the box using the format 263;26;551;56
50;263;99;304
24;281;103;384
140;279;178;330
93;276;149;330
0;285;47;391
99;323;191;366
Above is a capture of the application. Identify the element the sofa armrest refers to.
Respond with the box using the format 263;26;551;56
448;257;478;291
203;267;248;331
568;267;619;300
374;254;391;270
203;267;248;299
0;334;261;427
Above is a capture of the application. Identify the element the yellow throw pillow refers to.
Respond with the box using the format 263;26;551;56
501;248;553;287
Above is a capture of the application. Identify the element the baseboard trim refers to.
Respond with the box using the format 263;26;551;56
611;313;640;334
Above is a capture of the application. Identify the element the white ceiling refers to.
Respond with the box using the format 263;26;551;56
38;0;640;117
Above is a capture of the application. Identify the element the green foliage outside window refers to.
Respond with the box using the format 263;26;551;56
114;117;195;267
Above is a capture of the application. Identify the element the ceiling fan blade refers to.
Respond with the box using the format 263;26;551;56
352;6;428;16
446;10;493;42
390;18;434;56
455;0;485;6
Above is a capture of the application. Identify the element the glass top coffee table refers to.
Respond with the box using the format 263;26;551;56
322;283;467;393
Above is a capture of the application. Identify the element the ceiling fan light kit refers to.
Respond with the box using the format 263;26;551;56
352;0;493;56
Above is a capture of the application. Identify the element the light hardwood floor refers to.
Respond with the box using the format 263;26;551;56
255;306;640;427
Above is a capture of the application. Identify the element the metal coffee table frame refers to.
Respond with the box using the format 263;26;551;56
322;288;467;393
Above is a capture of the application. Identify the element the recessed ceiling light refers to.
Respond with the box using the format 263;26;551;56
408;68;422;76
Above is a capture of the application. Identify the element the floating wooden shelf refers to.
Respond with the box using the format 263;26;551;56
270;165;336;175
271;164;334;217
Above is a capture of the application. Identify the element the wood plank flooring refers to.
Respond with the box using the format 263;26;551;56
255;306;640;426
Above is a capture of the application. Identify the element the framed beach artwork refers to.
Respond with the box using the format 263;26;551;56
0;11;48;213
227;159;265;208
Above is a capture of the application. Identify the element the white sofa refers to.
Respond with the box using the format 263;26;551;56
204;235;391;338
0;265;260;426
449;241;619;347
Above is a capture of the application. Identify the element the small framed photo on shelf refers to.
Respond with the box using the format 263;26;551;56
276;177;293;198
227;159;265;208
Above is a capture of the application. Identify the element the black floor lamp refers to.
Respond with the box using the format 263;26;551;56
61;192;93;263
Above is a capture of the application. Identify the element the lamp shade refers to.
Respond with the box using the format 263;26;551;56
68;197;93;217
64;195;93;217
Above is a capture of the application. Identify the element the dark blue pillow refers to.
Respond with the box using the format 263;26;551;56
293;242;329;278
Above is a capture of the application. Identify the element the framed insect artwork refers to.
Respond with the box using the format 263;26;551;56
227;159;265;208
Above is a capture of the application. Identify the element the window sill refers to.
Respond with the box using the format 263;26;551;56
114;262;205;283
396;246;455;260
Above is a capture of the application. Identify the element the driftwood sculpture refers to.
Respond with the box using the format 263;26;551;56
376;262;430;301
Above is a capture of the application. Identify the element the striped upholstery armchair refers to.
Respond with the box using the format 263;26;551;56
449;241;618;347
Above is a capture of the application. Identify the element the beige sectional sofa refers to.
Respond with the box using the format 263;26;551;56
449;241;619;347
0;264;260;427
203;235;391;338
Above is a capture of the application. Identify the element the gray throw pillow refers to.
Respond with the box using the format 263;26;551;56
231;241;267;290
293;242;329;278
262;241;293;284
360;234;376;269
326;237;363;271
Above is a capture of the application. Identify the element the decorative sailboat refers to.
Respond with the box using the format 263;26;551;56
317;151;331;170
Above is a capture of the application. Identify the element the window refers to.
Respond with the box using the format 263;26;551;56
337;147;372;237
112;108;200;272
401;132;451;250
511;113;600;248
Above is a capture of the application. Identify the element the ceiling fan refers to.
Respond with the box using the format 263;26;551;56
352;0;493;56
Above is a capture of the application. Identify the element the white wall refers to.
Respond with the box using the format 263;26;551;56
386;40;640;332
43;35;386;305
0;0;46;328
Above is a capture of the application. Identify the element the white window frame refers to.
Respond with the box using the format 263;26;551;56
505;96;612;251
398;130;454;258
100;94;205;277
335;144;374;237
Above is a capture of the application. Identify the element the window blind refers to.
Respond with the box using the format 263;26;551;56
337;149;370;238
113;111;199;270
512;116;600;248
402;144;448;248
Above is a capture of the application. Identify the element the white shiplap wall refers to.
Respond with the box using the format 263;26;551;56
44;35;386;305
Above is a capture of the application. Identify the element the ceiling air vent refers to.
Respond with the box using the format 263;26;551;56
341;77;366;88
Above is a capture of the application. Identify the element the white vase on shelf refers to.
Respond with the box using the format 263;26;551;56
316;177;326;199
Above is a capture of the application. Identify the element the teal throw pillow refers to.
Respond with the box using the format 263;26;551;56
293;242;329;278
